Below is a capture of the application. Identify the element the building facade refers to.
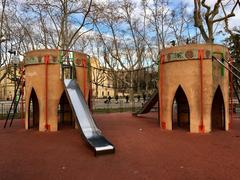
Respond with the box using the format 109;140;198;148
91;57;115;98
0;65;16;101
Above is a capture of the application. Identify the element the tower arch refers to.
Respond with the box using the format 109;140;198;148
172;85;190;131
28;88;39;129
211;86;225;131
57;91;74;130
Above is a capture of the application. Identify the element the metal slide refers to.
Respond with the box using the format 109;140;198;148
133;90;159;116
64;79;115;155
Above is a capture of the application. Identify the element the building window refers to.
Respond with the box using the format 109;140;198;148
102;91;104;96
108;91;109;96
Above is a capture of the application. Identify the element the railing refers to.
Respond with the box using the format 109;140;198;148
0;101;26;120
91;95;158;113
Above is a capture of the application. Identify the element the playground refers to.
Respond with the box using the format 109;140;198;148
2;44;239;155
1;112;240;179
1;0;240;179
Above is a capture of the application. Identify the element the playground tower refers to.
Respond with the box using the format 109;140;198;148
24;49;91;131
159;44;230;133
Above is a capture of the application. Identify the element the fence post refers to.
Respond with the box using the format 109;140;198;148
120;100;123;112
132;99;135;112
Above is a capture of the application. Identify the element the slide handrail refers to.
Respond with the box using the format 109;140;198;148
212;56;240;81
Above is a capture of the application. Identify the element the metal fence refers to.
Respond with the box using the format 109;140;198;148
0;96;155;120
1;98;239;121
91;96;157;113
0;101;25;120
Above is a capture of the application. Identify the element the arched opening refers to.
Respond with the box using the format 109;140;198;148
172;86;190;131
28;88;39;129
211;86;225;131
58;91;75;130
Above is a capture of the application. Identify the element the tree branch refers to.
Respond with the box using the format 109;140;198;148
67;0;93;48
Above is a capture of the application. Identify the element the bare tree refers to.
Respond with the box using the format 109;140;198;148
145;0;172;49
194;0;239;43
169;2;193;45
12;0;93;50
0;0;19;82
91;1;125;96
0;0;94;86
91;1;131;97
91;0;168;98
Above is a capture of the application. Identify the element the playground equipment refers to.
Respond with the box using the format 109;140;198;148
4;67;25;128
159;44;231;133
23;49;114;155
212;56;240;117
4;44;239;156
64;79;114;155
133;90;159;116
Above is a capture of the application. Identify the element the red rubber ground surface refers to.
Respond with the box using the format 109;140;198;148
1;112;240;180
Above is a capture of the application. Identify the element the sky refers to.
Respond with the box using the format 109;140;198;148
94;0;240;45
94;0;240;30
95;0;240;38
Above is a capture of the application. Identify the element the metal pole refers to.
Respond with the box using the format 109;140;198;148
222;58;240;74
44;55;49;130
14;64;16;97
212;56;240;81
